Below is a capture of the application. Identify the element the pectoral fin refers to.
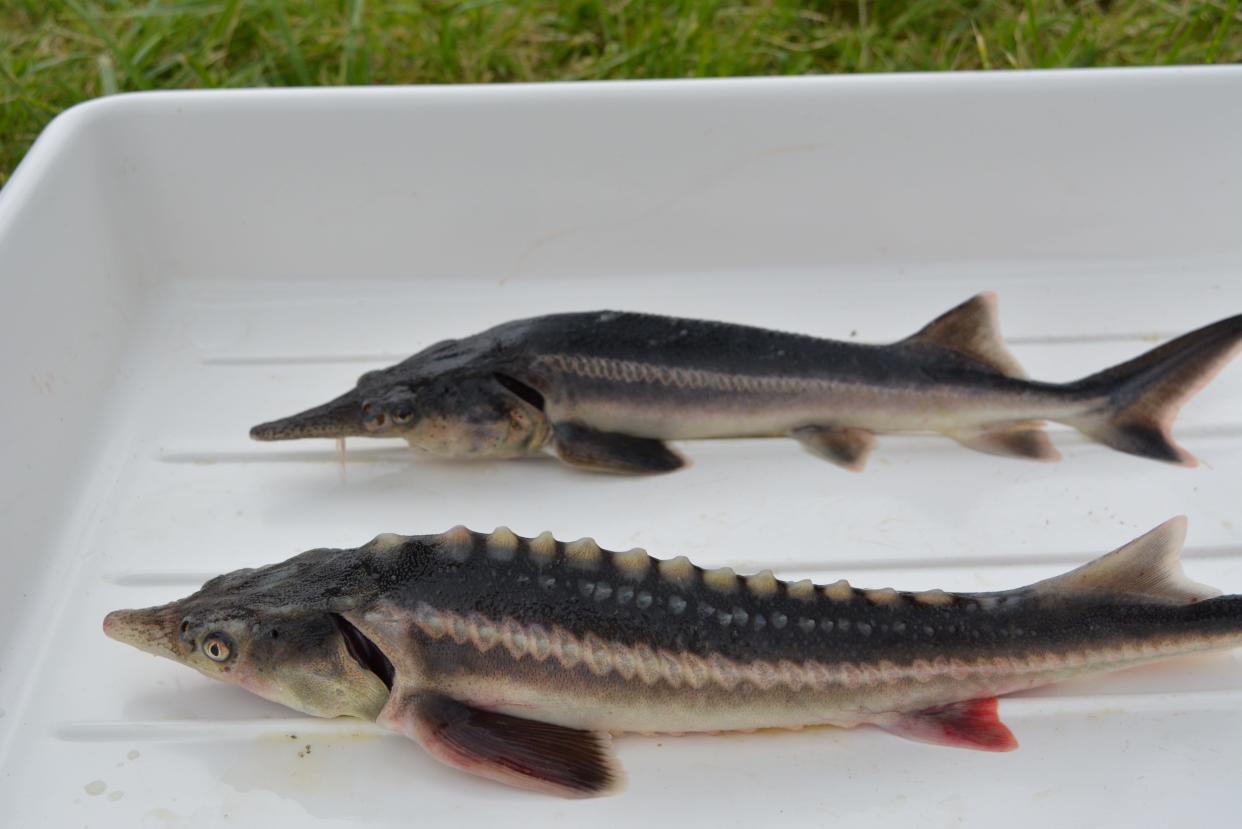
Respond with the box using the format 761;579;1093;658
553;421;685;474
383;692;624;797
791;425;876;471
878;697;1017;752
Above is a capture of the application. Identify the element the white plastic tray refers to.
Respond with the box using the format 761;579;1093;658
2;69;1241;828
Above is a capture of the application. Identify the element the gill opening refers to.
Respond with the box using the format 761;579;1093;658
493;372;546;412
331;613;395;690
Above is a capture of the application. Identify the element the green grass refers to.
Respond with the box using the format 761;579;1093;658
2;1;1241;185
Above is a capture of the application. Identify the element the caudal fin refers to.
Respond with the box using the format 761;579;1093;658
1067;314;1242;466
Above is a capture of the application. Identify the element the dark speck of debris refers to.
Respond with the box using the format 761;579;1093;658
289;734;298;740
850;330;858;338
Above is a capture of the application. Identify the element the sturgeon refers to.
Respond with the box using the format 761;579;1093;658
105;518;1242;797
249;294;1242;473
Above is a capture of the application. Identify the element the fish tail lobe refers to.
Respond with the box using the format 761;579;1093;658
1066;313;1242;466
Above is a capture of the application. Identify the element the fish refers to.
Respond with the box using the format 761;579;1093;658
248;295;1242;474
104;517;1242;797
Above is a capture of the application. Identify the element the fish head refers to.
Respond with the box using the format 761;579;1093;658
396;370;552;458
103;550;394;720
250;342;550;457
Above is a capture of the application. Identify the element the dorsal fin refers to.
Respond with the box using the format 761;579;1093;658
1032;517;1220;604
902;293;1027;378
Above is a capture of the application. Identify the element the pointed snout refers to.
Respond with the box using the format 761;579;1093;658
249;389;365;441
103;605;186;661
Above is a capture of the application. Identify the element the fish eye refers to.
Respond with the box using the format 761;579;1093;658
203;634;233;662
361;401;374;415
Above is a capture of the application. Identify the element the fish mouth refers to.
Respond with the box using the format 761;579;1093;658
250;390;365;441
103;605;185;660
331;614;395;690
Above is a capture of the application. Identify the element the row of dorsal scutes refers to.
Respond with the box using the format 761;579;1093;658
434;524;649;576
431;526;974;609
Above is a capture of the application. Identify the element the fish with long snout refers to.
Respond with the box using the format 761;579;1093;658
105;518;1242;797
249;294;1242;474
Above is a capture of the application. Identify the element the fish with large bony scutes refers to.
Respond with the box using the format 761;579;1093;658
247;295;1242;474
105;518;1242;797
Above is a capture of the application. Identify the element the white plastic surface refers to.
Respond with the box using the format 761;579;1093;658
2;70;1242;827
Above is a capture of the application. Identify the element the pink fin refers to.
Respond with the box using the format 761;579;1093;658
880;698;1018;752
383;692;624;798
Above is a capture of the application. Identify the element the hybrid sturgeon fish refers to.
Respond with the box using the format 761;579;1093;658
105;518;1241;797
249;294;1242;473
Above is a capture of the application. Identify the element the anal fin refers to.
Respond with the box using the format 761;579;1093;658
553;421;685;474
385;692;624;797
949;421;1060;462
791;425;876;471
878;697;1017;752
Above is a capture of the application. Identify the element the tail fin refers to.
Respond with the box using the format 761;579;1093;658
1067;314;1242;466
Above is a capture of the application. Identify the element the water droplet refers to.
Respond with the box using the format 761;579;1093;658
668;595;686;614
84;780;106;797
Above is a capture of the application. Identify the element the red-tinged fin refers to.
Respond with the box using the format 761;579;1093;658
900;292;1027;378
1032;516;1220;604
1067;313;1242;466
383;692;624;798
879;698;1018;752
